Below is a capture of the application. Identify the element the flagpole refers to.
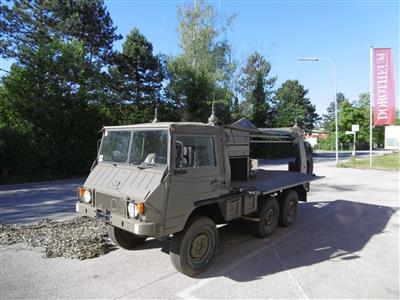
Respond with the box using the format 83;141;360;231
369;46;373;167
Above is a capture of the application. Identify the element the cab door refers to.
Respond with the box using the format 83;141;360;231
164;134;221;230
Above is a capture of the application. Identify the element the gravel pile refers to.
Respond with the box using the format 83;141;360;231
0;217;113;259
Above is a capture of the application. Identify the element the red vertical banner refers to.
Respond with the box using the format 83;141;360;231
373;48;396;125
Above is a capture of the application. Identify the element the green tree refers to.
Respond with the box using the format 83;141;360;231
50;0;120;64
108;28;165;124
338;100;363;143
0;40;109;178
320;93;386;149
238;52;276;127
1;0;120;104
1;0;55;64
1;0;120;65
275;80;319;132
353;93;383;148
321;92;346;130
0;0;120;181
166;0;235;123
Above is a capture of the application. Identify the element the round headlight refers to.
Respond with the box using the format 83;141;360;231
83;191;91;203
127;202;136;218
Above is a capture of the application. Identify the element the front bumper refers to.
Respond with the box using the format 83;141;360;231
76;202;155;236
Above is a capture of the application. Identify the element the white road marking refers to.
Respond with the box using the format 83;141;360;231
176;242;270;299
176;278;214;300
272;247;309;300
177;207;333;299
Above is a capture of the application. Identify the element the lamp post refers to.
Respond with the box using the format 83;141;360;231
298;57;339;164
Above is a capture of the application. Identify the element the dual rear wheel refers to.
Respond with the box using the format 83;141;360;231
252;189;299;238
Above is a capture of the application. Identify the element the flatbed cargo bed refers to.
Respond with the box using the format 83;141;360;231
231;169;322;195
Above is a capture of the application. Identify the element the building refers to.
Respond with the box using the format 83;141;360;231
385;125;400;150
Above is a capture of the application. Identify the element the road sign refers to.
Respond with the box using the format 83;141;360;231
352;125;359;132
345;131;354;134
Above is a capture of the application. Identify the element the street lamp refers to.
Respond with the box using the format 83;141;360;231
298;57;339;164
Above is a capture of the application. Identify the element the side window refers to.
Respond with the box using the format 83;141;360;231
175;136;216;169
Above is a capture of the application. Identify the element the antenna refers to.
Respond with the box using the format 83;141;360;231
208;101;218;125
152;104;159;123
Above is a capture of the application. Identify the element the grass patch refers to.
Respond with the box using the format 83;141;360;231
337;152;400;171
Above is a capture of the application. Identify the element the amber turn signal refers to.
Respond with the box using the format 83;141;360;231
78;187;85;197
135;203;145;215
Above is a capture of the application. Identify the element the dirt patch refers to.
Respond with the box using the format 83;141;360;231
0;217;114;259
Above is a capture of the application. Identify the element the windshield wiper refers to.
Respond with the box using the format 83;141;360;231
129;162;150;170
137;165;149;170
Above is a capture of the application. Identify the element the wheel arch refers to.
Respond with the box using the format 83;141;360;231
184;203;225;228
278;185;307;203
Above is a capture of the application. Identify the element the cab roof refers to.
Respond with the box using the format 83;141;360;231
103;119;302;138
103;122;224;135
103;122;211;131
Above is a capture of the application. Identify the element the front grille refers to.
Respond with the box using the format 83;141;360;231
95;192;126;217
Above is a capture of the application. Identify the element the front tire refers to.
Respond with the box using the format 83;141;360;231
170;216;219;277
107;225;146;250
252;197;280;238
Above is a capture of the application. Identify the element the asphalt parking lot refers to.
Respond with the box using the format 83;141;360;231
1;159;399;299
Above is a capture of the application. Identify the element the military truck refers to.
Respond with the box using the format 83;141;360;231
76;116;320;276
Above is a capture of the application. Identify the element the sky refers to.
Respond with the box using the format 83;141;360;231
1;0;399;115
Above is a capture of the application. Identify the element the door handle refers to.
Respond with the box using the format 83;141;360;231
210;179;218;185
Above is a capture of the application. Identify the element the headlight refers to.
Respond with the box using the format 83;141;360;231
127;202;136;218
83;191;92;203
128;202;143;218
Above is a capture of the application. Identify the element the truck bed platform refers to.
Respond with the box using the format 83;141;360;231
231;169;322;195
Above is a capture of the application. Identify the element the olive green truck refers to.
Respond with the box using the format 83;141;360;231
76;117;320;276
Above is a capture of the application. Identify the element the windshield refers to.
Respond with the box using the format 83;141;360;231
99;131;131;163
99;129;168;168
129;130;168;167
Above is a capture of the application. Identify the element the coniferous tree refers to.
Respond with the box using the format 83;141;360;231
0;0;120;181
238;51;276;127
275;80;319;132
321;92;345;130
50;0;120;64
109;28;165;124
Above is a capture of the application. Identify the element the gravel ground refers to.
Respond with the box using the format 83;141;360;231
0;217;113;259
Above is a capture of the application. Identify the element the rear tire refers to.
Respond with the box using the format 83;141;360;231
107;225;146;250
170;216;219;277
252;197;279;238
279;190;299;227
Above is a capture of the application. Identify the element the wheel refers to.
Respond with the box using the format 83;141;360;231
279;190;299;227
170;216;219;277
107;225;146;250
252;197;280;238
